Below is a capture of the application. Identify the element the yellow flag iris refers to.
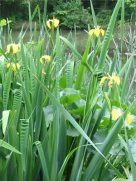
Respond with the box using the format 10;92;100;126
89;26;105;37
100;76;109;86
126;113;133;125
7;43;20;54
100;73;120;88
111;108;122;121
40;55;51;64
6;62;21;72
46;17;59;29
108;73;121;88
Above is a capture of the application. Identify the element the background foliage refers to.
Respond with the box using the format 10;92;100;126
0;0;136;29
52;0;92;29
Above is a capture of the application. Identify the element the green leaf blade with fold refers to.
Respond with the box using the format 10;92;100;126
98;0;122;69
83;117;124;180
2;110;10;135
35;141;50;181
0;139;21;154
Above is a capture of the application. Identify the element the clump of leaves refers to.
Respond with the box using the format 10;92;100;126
52;0;92;29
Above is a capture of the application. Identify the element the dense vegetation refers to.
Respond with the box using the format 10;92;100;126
0;0;136;29
0;0;136;180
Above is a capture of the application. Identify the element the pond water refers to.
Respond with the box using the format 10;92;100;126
1;29;88;54
1;27;136;97
2;30;122;58
1;23;135;56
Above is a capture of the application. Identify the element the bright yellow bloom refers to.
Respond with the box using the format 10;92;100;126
6;62;21;72
7;43;20;54
6;63;11;68
40;55;51;64
111;73;120;85
16;63;21;70
111;108;122;121
53;18;59;28
126;113;133;125
89;26;105;37
46;20;52;29
108;73;120;88
100;73;121;88
100;76;109;86
11;63;16;71
46;17;59;29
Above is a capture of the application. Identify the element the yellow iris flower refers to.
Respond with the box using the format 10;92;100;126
111;108;122;121
46;17;59;29
6;62;21;72
126;113;133;125
108;73;121;88
40;55;51;64
89;26;105;37
100;76;109;86
100;73;120;88
111;74;120;85
16;63;21;70
7;43;20;54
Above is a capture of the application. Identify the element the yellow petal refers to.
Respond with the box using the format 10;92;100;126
16;63;21;70
45;55;51;63
6;43;20;54
108;79;113;88
100;29;105;36
13;45;18;54
47;18;59;29
94;29;100;37
11;63;16;72
100;76;109;86
53;18;59;28
111;74;121;85
111;108;122;121
89;26;104;37
6;63;11;68
46;20;52;29
7;44;12;53
40;57;44;64
126;113;133;125
40;55;51;64
12;63;16;71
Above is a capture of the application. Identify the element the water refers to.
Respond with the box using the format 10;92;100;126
1;26;136;98
1;28;88;54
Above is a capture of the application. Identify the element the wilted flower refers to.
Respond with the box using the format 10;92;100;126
40;55;51;64
111;108;123;121
89;26;105;37
46;17;59;29
7;43;20;54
